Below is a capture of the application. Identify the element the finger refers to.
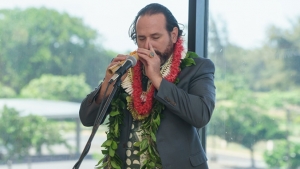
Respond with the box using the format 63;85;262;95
148;43;156;58
137;48;151;60
108;54;127;72
149;43;155;53
112;54;127;63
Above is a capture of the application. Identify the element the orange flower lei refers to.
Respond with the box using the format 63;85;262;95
126;38;184;120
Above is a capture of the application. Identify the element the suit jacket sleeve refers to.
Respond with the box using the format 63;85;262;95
79;83;104;126
154;58;215;128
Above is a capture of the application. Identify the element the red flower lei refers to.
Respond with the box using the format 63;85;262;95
131;38;184;116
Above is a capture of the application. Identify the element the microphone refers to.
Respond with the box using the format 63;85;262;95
109;56;137;83
108;51;139;74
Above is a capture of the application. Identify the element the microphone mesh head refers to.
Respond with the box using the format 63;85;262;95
127;56;137;66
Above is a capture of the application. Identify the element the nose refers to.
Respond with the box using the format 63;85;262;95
143;38;150;50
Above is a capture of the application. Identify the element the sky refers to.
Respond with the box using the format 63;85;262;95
0;0;300;53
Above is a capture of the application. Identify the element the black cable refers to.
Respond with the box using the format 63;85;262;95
72;81;112;169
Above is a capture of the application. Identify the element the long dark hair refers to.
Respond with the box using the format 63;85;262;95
128;3;184;44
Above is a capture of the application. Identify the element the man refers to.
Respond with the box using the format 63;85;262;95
79;3;215;169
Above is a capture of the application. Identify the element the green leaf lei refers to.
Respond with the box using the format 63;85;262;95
96;51;198;169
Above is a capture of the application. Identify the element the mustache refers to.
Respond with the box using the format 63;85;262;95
155;50;162;57
154;50;170;66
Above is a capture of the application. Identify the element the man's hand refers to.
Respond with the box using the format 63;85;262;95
96;54;129;104
104;54;129;83
137;43;163;90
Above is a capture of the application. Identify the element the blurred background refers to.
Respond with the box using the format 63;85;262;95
0;0;300;168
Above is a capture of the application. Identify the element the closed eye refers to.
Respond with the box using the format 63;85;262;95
138;37;145;41
152;36;160;40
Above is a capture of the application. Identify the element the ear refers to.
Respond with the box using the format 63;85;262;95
171;27;179;43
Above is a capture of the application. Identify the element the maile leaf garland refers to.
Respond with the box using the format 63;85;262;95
97;41;198;169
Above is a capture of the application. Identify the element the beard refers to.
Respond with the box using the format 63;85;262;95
155;38;174;66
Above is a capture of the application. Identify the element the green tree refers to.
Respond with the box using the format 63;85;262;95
258;90;300;132
0;8;113;93
267;17;300;86
0;106;69;161
213;43;291;91
0;83;16;98
20;74;91;102
264;140;300;169
210;90;286;168
208;12;300;169
208;16;298;91
208;15;228;72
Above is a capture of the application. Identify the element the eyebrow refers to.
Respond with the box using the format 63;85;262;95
137;33;162;38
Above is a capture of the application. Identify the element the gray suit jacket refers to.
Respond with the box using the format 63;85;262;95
79;57;215;169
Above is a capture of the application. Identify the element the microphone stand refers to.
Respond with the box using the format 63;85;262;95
73;76;122;169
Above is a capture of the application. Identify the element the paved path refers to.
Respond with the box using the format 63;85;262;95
0;159;233;169
0;159;96;169
0;157;265;169
0;129;267;169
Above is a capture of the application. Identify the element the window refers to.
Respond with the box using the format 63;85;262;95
1;1;299;169
207;0;300;168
